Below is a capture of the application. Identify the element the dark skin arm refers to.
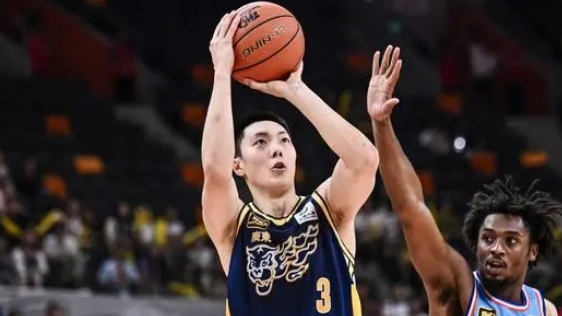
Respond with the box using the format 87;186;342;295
368;46;474;314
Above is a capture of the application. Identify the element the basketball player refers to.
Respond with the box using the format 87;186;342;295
368;45;562;316
203;12;382;316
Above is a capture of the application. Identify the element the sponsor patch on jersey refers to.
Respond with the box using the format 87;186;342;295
294;202;318;224
477;307;496;316
247;213;270;230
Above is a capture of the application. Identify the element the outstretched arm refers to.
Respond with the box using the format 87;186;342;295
246;64;379;228
545;300;558;316
201;12;243;272
369;46;471;297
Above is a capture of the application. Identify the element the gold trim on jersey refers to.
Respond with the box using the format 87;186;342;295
236;205;251;236
248;196;305;226
351;284;362;316
225;299;231;316
311;191;355;266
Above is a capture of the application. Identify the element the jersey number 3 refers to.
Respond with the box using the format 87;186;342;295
316;277;331;314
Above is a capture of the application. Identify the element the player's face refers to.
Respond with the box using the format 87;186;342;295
476;214;537;285
234;120;296;191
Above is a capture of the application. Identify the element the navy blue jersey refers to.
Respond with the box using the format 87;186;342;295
226;192;361;316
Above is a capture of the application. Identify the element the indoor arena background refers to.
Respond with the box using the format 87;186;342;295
0;0;561;315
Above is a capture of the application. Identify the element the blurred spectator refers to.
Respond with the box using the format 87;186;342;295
1;201;30;248
0;176;13;213
154;207;184;248
381;285;411;316
12;229;49;287
111;30;137;103
133;205;154;246
45;300;63;316
0;237;16;285
439;42;462;91
43;220;82;287
469;40;497;90
23;13;50;75
187;237;215;295
65;199;84;238
418;127;451;156
97;241;140;295
0;151;11;180
104;202;133;245
13;157;40;204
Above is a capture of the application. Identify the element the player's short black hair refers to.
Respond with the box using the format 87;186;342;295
234;112;291;157
463;176;562;266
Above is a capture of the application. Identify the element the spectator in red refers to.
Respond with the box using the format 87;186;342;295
24;12;50;75
439;41;462;92
111;30;137;103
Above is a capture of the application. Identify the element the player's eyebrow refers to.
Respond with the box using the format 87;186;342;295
253;132;269;138
481;228;524;237
253;131;287;138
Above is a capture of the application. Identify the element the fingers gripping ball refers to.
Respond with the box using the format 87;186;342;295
232;2;305;83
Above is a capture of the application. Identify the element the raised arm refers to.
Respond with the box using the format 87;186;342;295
246;64;379;231
545;299;558;316
201;12;243;272
368;46;471;297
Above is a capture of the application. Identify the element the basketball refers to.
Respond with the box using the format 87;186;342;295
232;2;305;83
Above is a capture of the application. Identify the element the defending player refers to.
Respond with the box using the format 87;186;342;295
202;12;382;316
368;45;562;316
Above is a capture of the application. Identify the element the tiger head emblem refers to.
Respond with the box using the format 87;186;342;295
246;224;319;296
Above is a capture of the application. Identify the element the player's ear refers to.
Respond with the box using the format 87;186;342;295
233;157;245;177
529;243;538;262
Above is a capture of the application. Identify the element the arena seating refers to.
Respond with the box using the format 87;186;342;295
0;77;199;218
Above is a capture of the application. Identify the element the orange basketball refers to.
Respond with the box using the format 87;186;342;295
232;2;305;83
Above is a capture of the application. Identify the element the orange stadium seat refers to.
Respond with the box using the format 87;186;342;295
469;151;497;176
43;174;68;200
519;150;549;168
181;103;206;127
73;155;105;175
191;64;214;86
345;52;370;73
181;162;204;187
417;170;435;195
437;93;463;115
45;114;72;136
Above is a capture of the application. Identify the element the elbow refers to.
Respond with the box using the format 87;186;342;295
394;199;428;224
350;144;380;174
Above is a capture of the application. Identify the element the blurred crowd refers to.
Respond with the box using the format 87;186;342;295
0;147;560;316
0;150;225;298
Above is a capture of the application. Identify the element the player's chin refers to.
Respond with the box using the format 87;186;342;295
480;266;508;281
267;175;293;188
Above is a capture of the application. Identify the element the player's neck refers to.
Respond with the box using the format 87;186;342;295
250;188;299;218
488;285;525;304
481;277;525;304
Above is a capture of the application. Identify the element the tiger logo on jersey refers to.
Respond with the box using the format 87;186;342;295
246;223;320;296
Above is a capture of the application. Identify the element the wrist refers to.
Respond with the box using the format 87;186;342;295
373;117;391;127
214;70;231;80
284;81;308;103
